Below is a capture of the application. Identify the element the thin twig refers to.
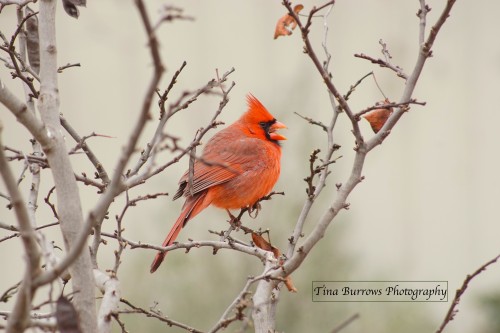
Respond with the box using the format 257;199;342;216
111;192;169;274
119;298;204;333
57;62;80;73
354;53;408;80
60;115;111;186
0;221;58;243
0;10;39;97
283;0;364;145
331;313;360;333
367;0;456;150
128;61;187;177
126;70;236;189
355;99;426;120
208;279;252;333
0;119;41;333
435;254;500;333
284;0;343;260
101;232;268;260
0;0;35;10
294;112;327;132
0;282;21;303
343;71;374;101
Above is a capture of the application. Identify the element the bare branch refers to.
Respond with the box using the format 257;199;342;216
355;99;426;120
126;71;235;188
331;313;360;333
4;147;48;167
294;112;327;132
343;71;374;101
101;231;268;260
33;2;97;332
94;269;121;333
32;212;95;288
0;10;39;97
0;121;41;332
251;252;280;332
57;62;80;73
119;298;204;333
283;0;365;145
127;61;187;178
60;114;111;185
84;0;168;275
110;192;169;274
0;79;47;145
209;279;252;333
152;5;195;32
436;254;500;333
275;4;458;323
0;221;58;243
0;0;35;11
354;53;408;79
0;282;21;303
104;0;165;193
417;0;431;46
367;0;457;151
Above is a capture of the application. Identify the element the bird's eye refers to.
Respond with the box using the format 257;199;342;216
259;121;266;127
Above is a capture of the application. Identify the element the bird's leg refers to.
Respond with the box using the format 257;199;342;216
247;202;261;219
226;209;243;228
220;209;241;241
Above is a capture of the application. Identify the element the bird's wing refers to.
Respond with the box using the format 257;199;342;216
173;135;260;199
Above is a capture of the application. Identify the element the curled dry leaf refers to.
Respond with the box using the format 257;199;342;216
25;7;40;74
56;296;82;333
251;233;297;292
363;99;393;133
62;0;87;19
274;4;304;39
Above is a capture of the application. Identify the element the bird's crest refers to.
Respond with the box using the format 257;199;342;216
241;94;276;124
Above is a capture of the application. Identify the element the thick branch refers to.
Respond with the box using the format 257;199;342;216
0;79;47;144
284;149;366;275
252;252;280;333
0;121;41;333
94;269;121;333
36;1;97;332
0;0;34;10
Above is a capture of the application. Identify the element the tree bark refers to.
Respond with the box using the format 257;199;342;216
37;1;97;332
252;254;279;333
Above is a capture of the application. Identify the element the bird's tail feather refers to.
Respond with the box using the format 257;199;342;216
150;191;209;273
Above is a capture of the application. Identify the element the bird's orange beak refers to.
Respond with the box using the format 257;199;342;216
269;121;287;141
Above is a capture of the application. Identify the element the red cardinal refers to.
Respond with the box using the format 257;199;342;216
150;94;286;273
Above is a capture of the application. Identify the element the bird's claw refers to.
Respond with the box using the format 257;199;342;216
247;202;261;219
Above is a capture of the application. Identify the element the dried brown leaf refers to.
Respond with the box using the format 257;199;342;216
251;233;297;292
274;4;304;39
284;276;298;293
363;99;393;133
252;233;280;258
62;0;86;19
25;7;39;74
56;296;82;333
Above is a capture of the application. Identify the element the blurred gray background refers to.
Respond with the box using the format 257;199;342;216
1;0;500;332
